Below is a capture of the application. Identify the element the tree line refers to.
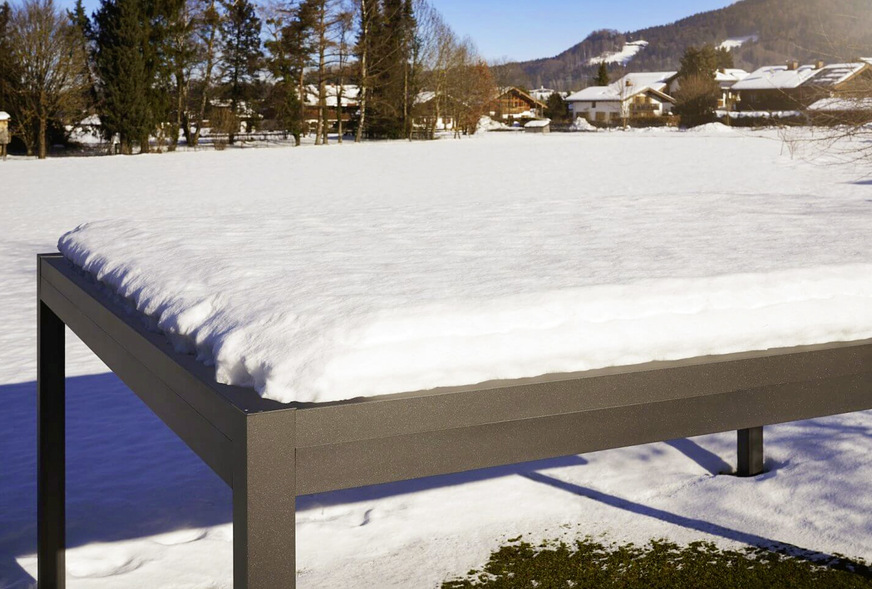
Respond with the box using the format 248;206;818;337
0;0;495;158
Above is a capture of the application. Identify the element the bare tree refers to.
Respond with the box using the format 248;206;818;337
333;3;353;142
190;0;222;147
8;0;90;158
353;0;374;142
167;0;201;149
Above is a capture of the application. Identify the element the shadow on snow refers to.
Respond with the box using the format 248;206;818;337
0;372;863;586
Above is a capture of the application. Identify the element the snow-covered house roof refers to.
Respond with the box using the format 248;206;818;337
209;99;257;117
566;85;619;102
715;69;750;84
566;72;677;103
808;97;872;112
77;114;101;126
303;85;360;107
493;87;548;109
0;111;9;121
524;118;551;128
530;87;567;102
732;65;818;91
802;62;869;88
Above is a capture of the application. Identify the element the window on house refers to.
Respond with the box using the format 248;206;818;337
591;101;597;108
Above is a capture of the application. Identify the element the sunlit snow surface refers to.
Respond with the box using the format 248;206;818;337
2;128;872;588
59;137;872;403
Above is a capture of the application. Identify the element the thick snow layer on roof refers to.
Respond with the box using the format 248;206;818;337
589;40;648;66
523;118;550;128
732;65;818;90
57;133;872;404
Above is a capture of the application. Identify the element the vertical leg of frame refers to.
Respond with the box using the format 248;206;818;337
737;426;764;477
38;298;66;588
233;409;297;589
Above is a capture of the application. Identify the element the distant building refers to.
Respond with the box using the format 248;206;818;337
799;61;872;106
523;118;551;134
413;91;455;130
732;61;872;112
565;72;678;124
0;111;9;160
487;87;547;122
303;84;359;132
731;62;819;111
529;87;568;103
807;96;872;125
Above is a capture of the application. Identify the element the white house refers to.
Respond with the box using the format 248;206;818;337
565;72;677;123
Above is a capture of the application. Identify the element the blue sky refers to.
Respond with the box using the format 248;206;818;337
56;0;736;62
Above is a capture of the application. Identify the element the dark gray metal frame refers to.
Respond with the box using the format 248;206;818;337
36;253;872;588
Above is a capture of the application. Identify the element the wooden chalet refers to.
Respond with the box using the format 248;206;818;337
488;87;547;122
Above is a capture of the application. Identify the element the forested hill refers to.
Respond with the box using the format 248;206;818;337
495;0;872;90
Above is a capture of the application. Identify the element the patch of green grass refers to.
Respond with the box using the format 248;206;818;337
442;537;872;588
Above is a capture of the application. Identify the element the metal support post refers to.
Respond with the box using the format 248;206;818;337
233;409;297;588
737;426;764;477
38;299;66;588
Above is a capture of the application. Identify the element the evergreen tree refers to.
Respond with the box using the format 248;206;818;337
674;45;723;128
265;3;312;145
94;0;169;153
368;0;416;138
594;61;609;86
544;92;568;123
677;43;732;80
219;0;262;144
68;0;99;113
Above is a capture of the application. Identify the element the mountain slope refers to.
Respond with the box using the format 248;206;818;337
496;0;872;90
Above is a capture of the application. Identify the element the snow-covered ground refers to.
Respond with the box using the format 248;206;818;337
589;40;648;66
719;35;759;51
2;128;872;587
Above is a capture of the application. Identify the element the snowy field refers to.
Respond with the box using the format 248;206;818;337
2;128;872;587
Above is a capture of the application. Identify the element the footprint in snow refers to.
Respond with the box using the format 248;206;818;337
67;547;143;578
